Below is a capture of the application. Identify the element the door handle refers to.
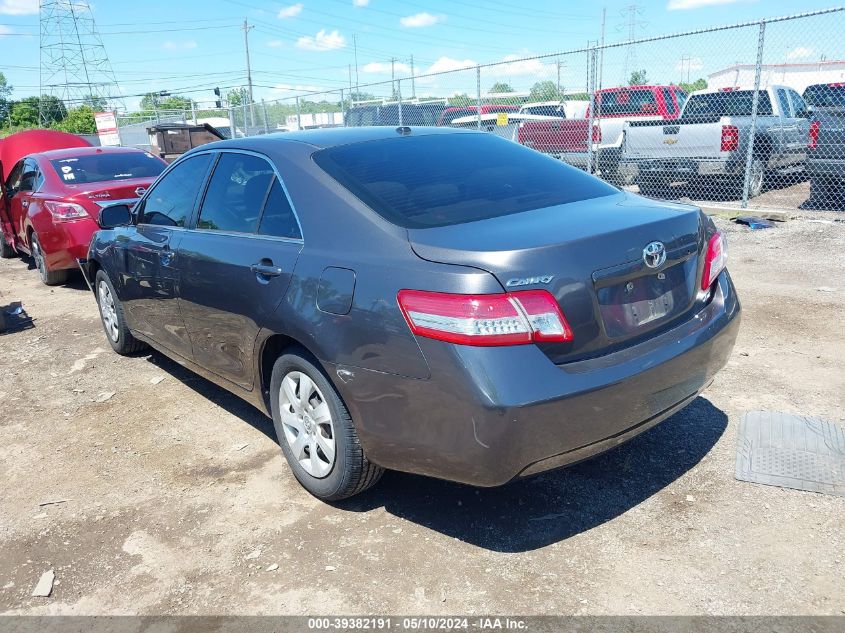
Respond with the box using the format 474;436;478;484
21;200;29;208
251;261;283;278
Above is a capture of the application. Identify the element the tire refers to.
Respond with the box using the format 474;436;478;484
745;157;765;199
0;229;15;259
30;233;68;286
270;350;383;501
94;269;147;355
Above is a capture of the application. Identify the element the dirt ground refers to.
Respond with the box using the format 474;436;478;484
0;210;843;616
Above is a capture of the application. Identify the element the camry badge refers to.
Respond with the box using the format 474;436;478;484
506;275;555;287
643;241;666;269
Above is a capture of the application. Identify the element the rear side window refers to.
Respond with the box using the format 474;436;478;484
313;133;618;229
776;89;792;117
661;88;676;115
197;153;274;233
259;179;302;239
140;153;212;227
598;89;658;116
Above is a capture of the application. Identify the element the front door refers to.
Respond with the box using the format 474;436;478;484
177;151;303;389
119;152;214;359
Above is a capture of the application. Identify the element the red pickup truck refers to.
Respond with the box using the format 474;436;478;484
516;85;687;180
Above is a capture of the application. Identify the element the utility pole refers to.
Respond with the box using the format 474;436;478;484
390;57;397;99
353;34;359;95
556;59;561;95
242;18;255;125
410;54;416;99
598;7;606;93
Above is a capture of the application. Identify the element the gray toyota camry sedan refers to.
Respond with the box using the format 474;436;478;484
81;127;739;501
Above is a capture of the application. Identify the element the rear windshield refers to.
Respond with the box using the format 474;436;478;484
682;91;773;117
521;105;565;117
803;84;845;108
313;133;618;229
598;89;657;116
50;152;165;185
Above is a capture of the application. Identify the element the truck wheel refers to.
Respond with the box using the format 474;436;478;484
0;230;15;259
95;269;148;355
270;350;384;501
746;157;765;199
31;233;68;286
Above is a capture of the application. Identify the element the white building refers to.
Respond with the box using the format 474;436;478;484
707;60;845;93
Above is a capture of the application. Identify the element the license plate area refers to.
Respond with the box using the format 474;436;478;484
595;258;698;339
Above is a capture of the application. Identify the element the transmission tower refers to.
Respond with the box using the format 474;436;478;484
618;4;647;83
39;0;124;122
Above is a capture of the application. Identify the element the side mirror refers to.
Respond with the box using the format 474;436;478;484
99;204;132;229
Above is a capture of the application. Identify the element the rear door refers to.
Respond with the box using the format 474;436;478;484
120;152;214;359
177;150;303;389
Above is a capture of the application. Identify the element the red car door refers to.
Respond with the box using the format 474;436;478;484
5;159;38;249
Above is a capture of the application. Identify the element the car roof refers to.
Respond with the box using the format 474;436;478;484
194;126;477;151
35;146;149;160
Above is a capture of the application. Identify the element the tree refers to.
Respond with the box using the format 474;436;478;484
448;93;473;106
528;80;560;102
140;92;192;112
489;82;514;94
629;70;649;86
82;94;107;111
227;87;249;107
678;78;707;93
0;72;12;123
54;105;96;134
10;95;67;128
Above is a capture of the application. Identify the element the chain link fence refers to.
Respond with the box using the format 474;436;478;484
114;6;845;213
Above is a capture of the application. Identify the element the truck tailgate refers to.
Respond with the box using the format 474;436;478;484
626;118;726;160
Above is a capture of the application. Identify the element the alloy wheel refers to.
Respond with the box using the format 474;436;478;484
279;371;336;478
98;280;120;342
32;237;47;281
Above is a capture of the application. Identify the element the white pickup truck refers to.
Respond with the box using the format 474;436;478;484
619;85;811;198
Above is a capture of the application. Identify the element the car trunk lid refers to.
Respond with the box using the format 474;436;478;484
408;191;706;363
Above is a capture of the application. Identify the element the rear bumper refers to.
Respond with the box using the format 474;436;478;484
807;158;845;182
38;219;99;271
620;157;740;182
330;271;741;487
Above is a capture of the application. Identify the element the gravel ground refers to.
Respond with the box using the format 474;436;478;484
0;211;843;616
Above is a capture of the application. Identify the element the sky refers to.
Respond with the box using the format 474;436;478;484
1;0;844;111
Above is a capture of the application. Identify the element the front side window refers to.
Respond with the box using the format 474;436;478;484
139;153;213;227
675;89;688;113
314;132;618;229
661;89;676;115
197;153;274;233
776;89;792;117
4;160;24;192
258;178;301;239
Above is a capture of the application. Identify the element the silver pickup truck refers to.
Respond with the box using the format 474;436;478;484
619;86;811;198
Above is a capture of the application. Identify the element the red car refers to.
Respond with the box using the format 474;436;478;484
0;133;166;285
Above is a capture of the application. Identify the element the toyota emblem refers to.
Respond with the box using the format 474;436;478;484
643;241;666;269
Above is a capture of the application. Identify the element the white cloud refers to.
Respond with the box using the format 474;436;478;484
267;39;284;48
352;0;369;6
278;3;303;19
363;61;412;74
425;56;477;74
786;47;814;60
163;40;197;50
676;57;704;71
668;0;749;9
400;12;442;28
497;55;552;77
296;29;345;51
0;0;38;15
0;24;12;36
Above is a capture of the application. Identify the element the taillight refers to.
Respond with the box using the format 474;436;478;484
808;120;820;149
720;125;739;152
592;123;602;143
397;289;573;347
44;201;88;221
701;232;728;291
